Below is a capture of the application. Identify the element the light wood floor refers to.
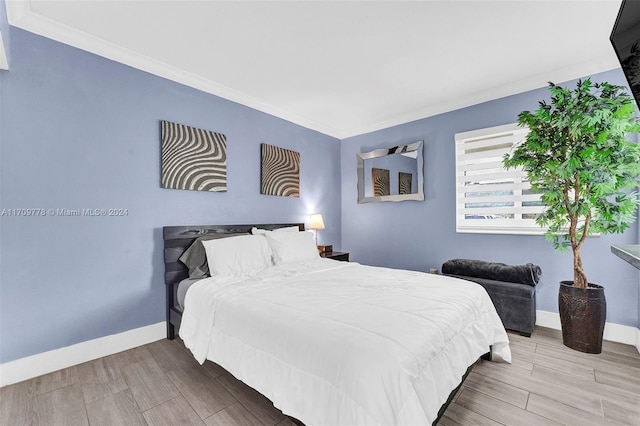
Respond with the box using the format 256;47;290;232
1;326;638;425
440;327;640;425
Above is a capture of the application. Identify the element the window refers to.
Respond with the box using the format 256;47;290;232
455;123;545;235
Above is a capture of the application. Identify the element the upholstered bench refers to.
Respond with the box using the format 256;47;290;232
441;259;541;337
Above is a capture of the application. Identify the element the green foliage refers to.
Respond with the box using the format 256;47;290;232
503;79;640;287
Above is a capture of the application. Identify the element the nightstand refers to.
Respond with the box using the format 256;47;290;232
320;251;349;262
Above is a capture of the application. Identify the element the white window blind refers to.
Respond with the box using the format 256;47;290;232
455;123;545;235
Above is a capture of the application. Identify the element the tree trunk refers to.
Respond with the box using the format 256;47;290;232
573;247;588;288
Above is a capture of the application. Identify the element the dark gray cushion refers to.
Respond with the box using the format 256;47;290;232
446;275;535;299
441;258;541;286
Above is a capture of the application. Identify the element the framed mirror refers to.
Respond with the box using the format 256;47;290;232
357;140;424;203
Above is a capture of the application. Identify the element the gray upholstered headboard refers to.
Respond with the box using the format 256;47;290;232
162;223;305;339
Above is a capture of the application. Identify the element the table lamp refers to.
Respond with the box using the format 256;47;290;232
309;213;325;246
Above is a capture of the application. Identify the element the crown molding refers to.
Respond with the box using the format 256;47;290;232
5;1;622;140
343;59;621;140
6;1;345;138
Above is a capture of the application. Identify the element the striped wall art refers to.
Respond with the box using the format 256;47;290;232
161;120;227;192
260;143;300;197
399;172;412;195
372;168;390;196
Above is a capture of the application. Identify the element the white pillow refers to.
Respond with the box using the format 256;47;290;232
251;226;300;235
201;235;273;275
264;231;320;265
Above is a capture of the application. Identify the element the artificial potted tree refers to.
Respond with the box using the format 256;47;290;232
504;78;640;353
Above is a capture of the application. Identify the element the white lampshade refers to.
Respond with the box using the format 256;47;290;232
309;213;325;230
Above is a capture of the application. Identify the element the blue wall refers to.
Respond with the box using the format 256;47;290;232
341;68;639;328
0;28;341;363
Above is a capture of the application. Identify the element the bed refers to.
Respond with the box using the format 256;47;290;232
163;223;511;425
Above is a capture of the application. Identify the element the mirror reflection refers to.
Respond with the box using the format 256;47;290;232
357;141;424;203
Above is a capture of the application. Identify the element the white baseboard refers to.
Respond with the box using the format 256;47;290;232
535;310;562;330
0;322;165;387
536;310;639;351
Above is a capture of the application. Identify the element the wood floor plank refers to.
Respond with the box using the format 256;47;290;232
216;373;286;426
599;339;640;357
595;367;640;394
456;387;560;426
530;326;594;352
507;338;537;353
506;356;535;373
473;359;604;416
155;338;228;378
77;355;128;404
439;401;502;426
462;371;529;408
451;383;464;403
143;395;204;426
31;384;88;426
435;418;457;426
26;366;79;396
147;338;205;373
532;365;639;408
167;366;237;419
595;349;640;370
121;356;181;412
0;381;33;426
202;360;228;379
601;397;640;425
85;389;146;426
511;346;596;380
274;418;298;426
526;393;621;426
109;345;154;372
203;401;263;426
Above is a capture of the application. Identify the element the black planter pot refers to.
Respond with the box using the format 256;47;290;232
558;281;606;354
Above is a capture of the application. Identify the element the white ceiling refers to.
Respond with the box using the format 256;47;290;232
6;0;624;139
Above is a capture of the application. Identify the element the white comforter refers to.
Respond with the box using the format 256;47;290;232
180;259;511;425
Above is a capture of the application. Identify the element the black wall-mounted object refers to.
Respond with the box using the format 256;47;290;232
610;0;640;109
